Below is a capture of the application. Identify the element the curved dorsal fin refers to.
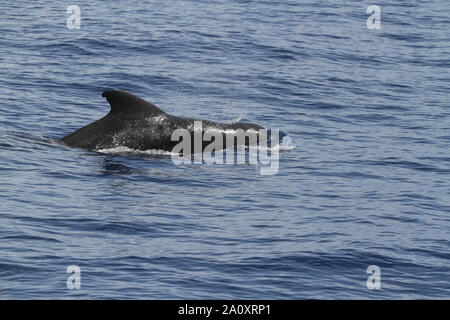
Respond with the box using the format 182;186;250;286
102;89;164;115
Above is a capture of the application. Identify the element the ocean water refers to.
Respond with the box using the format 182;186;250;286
0;0;449;299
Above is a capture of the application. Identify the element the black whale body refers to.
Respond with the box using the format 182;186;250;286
60;90;266;152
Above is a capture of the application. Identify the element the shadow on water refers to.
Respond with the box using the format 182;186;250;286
100;158;139;175
94;156;153;177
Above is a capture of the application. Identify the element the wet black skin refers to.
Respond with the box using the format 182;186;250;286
59;90;266;152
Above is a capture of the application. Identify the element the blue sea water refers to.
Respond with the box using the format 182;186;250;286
0;0;449;299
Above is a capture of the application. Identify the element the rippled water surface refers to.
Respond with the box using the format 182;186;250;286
0;1;449;299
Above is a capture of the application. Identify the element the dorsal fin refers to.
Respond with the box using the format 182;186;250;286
102;89;164;115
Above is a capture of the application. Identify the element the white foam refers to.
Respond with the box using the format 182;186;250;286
97;146;175;156
242;135;296;152
279;135;296;151
96;135;295;156
148;115;167;124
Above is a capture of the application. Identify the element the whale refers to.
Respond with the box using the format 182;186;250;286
59;89;267;153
